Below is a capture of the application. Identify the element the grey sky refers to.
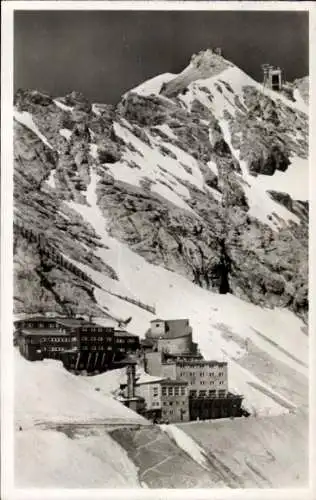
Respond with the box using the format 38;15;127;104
14;10;308;104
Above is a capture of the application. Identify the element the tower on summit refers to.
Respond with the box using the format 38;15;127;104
262;64;283;91
213;47;222;56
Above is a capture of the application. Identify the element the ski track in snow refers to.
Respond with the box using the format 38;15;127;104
64;168;307;416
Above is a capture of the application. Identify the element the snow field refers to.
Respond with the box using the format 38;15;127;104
65;168;307;416
107;121;207;214
15;349;147;427
15;428;141;488
59;128;72;140
160;424;210;471
131;72;176;96
53;99;74;112
14;110;53;149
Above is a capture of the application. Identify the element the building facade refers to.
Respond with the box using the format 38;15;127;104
15;316;139;373
160;379;189;423
135;378;189;423
146;318;198;355
145;351;228;398
262;65;283;91
189;392;245;420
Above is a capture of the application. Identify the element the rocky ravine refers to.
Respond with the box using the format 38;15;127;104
14;49;308;323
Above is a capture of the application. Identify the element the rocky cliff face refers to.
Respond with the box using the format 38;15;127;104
13;49;308;323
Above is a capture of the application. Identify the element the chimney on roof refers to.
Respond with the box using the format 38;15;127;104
126;362;136;399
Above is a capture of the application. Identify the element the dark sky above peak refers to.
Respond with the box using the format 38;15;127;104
14;10;308;105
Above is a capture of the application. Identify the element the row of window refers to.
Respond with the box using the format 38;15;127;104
81;336;113;342
163;401;186;406
40;337;75;343
189;389;227;397
162;409;187;416
23;322;55;329
177;363;224;369
81;327;105;333
44;346;65;352
81;345;112;351
179;371;225;377
115;338;136;344
161;386;186;396
188;380;226;385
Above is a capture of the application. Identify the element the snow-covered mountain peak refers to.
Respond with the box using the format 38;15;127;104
160;48;232;98
13;52;308;417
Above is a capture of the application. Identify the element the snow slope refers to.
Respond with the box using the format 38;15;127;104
14;348;150;487
14;110;53;149
177;65;308;227
180;412;308;488
15;428;141;488
130;72;176;96
15;349;148;427
103;63;308;228
65;167;308;416
160;424;210;471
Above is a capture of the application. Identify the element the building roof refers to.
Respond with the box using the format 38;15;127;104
163;353;203;360
136;377;188;386
56;318;89;327
160;378;188;386
14;316;59;324
136;375;165;385
140;338;154;346
164;319;191;339
171;360;227;366
114;330;137;338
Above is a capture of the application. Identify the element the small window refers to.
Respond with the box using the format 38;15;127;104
153;386;158;397
175;387;179;396
162;387;167;396
181;387;185;396
168;387;173;396
98;336;103;341
169;401;173;406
